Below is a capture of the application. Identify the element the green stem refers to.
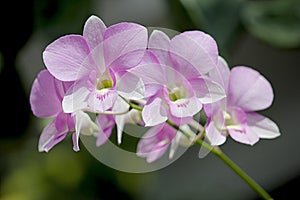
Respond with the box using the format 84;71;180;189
127;101;273;200
194;139;272;200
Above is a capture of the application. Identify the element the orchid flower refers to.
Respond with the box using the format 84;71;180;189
43;15;147;114
204;57;281;145
129;30;226;127
137;123;196;163
30;70;99;152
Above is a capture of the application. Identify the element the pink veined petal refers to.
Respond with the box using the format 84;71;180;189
38;118;69;152
129;63;166;85
168;96;202;118
189;76;226;104
138;50;160;65
146;144;169;163
148;30;173;67
169;124;195;159
137;125;163;155
83;15;106;49
95;114;115;146
148;30;170;51
246;112;281;139
205;119;227;146
43;35;95;81
103;22;147;71
137;123;176;163
228;66;274;111
226;106;248;131
169;31;218;75
203;98;227;118
54;112;70;133
116;72;145;100
87;89;119;112
90;42;106;73
30;70;63;118
228;128;259;146
208;56;230;91
142;98;168;126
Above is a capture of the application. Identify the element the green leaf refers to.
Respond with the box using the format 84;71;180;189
241;0;300;49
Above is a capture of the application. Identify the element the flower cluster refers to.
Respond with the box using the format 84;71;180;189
30;15;280;163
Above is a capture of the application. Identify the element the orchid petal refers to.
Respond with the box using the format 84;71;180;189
189;77;226;104
169;125;195;159
62;83;90;113
38;118;68;152
208;56;230;91
128;63;165;85
246;112;281;139
113;96;131;144
87;89;118;112
72;132;80;152
43;35;95;81
83;15;106;49
54;112;70;132
169;96;202;118
205;120;227;146
142;98;168;126
103;22;147;70
95;115;115;146
149;30;170;51
111;96;130;114
148;30;173;66
72;110;99;151
228;128;259;145
117;72;145;100
137;123;176;163
115;109;142;144
30;70;63;117
169;31;218;75
228;66;274;111
74;110;99;136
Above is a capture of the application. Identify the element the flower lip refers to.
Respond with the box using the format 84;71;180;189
213;107;246;133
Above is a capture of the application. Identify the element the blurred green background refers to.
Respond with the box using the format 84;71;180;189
1;0;300;199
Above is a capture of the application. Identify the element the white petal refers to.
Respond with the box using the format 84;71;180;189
74;110;99;136
62;85;89;113
205;120;227;146
142;98;168;126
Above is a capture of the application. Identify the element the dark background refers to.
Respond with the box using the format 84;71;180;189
1;0;300;199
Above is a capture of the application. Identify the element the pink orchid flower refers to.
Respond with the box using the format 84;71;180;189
30;70;99;152
204;57;281;145
43;15;147;114
129;30;226;127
